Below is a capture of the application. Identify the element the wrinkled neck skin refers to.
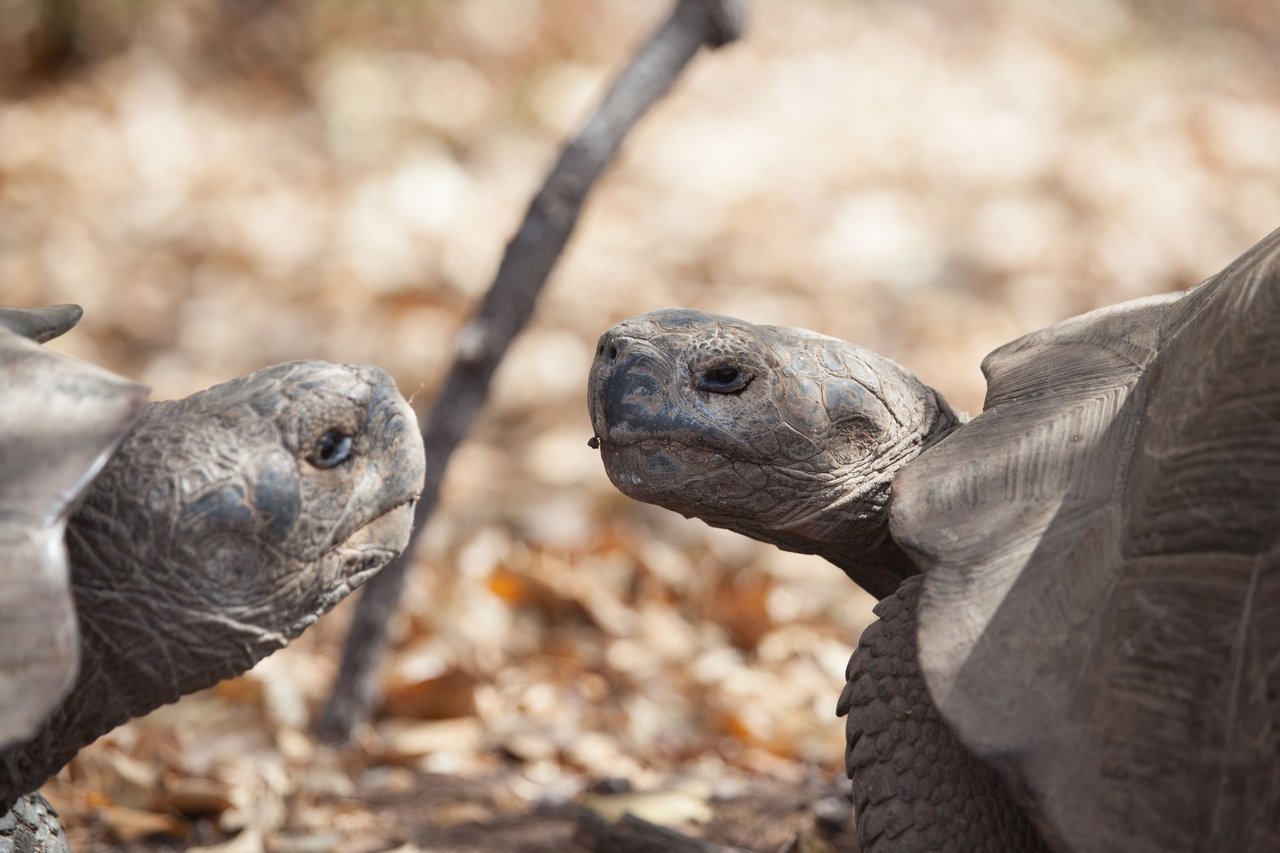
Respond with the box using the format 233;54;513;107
827;384;962;596
721;383;962;599
0;361;423;808
0;511;289;808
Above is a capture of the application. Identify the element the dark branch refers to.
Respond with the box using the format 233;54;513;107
314;0;750;744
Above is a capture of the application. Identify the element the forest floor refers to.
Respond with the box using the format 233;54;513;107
3;0;1278;850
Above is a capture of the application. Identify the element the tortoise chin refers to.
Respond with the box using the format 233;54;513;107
288;498;416;638
334;498;416;585
600;438;762;521
599;440;685;499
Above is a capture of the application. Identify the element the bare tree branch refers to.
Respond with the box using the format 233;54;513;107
315;0;750;744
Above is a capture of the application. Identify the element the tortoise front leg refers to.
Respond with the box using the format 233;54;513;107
0;793;71;853
837;576;1049;852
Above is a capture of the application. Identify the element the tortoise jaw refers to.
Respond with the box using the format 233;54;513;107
335;489;414;568
284;496;415;639
597;437;690;501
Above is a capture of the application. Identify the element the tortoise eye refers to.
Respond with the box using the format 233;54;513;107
311;430;354;468
697;365;751;394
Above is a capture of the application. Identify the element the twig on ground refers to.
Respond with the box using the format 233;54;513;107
575;810;753;853
314;0;750;744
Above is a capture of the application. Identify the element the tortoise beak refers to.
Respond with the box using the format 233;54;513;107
587;322;676;449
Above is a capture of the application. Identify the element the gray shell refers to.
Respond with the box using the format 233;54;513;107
893;228;1280;852
0;306;148;748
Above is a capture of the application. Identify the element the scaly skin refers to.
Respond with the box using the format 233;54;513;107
0;794;69;853
837;577;1048;852
587;308;1050;852
0;360;425;845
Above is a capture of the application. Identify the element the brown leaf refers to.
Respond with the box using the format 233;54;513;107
158;777;235;818
704;570;774;650
373;718;485;761
383;667;478;720
97;805;187;842
577;788;713;826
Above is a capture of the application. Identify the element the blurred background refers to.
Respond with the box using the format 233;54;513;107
3;0;1279;849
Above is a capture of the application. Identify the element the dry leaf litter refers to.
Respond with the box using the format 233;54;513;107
0;0;1277;850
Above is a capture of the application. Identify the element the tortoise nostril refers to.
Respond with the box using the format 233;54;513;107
609;345;619;360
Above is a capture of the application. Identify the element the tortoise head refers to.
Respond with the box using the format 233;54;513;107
587;309;959;597
68;360;425;700
0;359;425;806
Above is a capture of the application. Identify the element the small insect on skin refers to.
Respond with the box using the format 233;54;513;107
588;436;601;449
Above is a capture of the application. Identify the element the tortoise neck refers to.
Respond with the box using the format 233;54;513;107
821;383;962;600
0;498;285;807
821;536;921;601
921;385;966;445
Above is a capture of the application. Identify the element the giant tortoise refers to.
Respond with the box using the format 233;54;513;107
0;304;426;850
587;228;1280;852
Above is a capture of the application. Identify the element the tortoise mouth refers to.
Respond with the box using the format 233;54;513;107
598;437;763;511
285;497;416;638
333;496;415;569
598;435;702;486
